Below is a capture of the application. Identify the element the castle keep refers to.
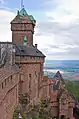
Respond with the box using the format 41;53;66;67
0;8;76;119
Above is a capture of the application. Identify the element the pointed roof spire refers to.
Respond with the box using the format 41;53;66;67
19;0;28;16
54;71;64;83
21;0;24;9
19;7;28;16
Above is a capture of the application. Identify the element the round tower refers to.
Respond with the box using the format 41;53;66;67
11;8;36;46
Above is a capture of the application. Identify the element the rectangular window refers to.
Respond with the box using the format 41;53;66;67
29;74;31;90
5;79;6;85
2;83;3;89
29;74;31;78
11;75;12;81
35;71;37;77
40;64;43;71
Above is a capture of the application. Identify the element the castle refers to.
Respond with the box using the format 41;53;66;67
0;7;76;119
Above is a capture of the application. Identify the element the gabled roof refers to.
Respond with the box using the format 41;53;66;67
15;45;45;57
54;71;65;83
53;71;65;91
10;14;32;24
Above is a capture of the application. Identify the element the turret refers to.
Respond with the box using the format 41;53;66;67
11;8;36;46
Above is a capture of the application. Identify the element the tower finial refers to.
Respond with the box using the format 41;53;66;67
21;0;24;9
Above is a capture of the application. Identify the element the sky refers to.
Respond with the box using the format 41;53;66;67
0;0;79;60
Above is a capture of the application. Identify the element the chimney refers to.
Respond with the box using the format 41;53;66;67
35;44;37;49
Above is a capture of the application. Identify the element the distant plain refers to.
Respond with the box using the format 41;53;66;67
44;60;79;81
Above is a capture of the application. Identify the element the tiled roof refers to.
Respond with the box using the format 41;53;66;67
0;42;45;57
10;14;32;24
15;45;45;57
0;65;19;83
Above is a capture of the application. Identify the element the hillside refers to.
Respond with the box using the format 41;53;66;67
65;80;79;100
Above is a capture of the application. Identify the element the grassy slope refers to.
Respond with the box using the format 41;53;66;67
65;80;79;100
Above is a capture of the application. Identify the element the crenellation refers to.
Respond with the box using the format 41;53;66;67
15;56;44;64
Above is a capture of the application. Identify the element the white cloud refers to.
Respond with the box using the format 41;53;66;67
46;0;79;23
34;0;79;60
0;10;15;42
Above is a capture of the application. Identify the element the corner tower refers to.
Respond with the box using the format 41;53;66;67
11;7;36;46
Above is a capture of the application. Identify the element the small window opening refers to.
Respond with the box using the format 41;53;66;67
5;79;6;85
35;71;37;77
11;75;12;81
29;74;31;78
2;83;3;89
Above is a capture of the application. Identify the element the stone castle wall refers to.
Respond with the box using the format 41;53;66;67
11;22;34;46
16;56;44;104
12;31;33;46
0;73;19;119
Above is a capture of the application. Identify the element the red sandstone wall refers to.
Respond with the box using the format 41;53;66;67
11;22;34;46
0;73;19;119
50;106;58;117
15;56;44;64
19;63;41;103
39;77;53;100
15;56;44;103
12;31;33;46
39;84;50;100
59;91;75;118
